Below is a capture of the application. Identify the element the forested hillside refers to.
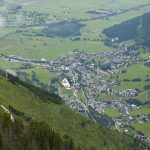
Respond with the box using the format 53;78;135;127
103;13;150;48
0;110;74;150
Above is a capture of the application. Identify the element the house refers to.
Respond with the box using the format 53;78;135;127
62;65;69;71
62;78;71;89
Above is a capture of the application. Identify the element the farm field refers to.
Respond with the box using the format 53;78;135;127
0;0;150;60
0;57;22;69
0;57;54;84
0;33;109;60
139;52;150;59
131;122;150;136
104;107;120;118
22;0;150;19
129;107;150;115
20;67;54;84
135;90;150;103
77;90;86;103
60;87;73;95
96;93;119;101
107;63;150;91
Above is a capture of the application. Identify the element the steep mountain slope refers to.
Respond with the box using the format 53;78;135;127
0;71;145;150
0;109;74;150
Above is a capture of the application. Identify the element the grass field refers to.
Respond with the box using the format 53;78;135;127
60;87;73;95
77;90;86;103
139;52;150;59
96;93;119;101
0;33;109;60
135;90;150;102
0;58;22;69
0;0;150;60
20;67;54;84
22;0;150;20
131;122;150;136
129;107;150;115
104;107;120;118
107;63;150;91
0;57;54;84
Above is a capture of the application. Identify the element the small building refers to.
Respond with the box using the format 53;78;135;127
62;65;69;71
62;78;71;89
41;58;46;62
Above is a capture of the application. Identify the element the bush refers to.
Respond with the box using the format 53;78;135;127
132;78;141;82
126;98;142;106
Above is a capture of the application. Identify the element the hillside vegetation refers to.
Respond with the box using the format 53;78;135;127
0;110;74;150
0;71;146;150
103;13;150;48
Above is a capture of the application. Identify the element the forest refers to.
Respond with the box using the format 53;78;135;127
103;13;150;48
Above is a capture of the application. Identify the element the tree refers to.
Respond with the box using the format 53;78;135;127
3;113;11;128
0;133;3;150
32;71;39;83
14;118;24;134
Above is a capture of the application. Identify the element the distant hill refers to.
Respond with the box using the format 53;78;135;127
103;12;150;49
0;70;146;150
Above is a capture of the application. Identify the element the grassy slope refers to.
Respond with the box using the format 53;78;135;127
0;74;141;150
0;109;74;150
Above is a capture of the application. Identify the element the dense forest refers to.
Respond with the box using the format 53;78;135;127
0;110;74;150
103;13;150;48
42;20;84;38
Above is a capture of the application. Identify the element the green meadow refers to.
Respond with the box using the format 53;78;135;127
0;0;150;60
77;90;87;103
20;67;54;84
0;33;109;60
0;58;22;69
129;107;150;115
108;63;150;91
96;94;119;101
131;122;150;136
104;107;120;118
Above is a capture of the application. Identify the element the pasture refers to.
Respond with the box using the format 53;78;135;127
108;63;150;91
104;107;120;118
129;107;150;115
131;122;150;136
0;0;150;60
